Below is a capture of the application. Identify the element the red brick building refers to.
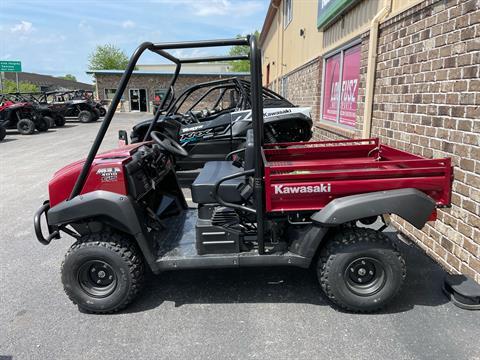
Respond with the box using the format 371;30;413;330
260;0;480;282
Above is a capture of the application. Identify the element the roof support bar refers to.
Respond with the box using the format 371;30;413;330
180;55;248;63
69;37;252;202
69;41;154;199
249;35;266;255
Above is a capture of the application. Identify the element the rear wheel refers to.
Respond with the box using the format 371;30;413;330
92;108;101;121
0;126;6;141
54;114;66;127
36;116;51;132
78;110;93;123
17;118;35;135
318;228;406;313
61;232;145;313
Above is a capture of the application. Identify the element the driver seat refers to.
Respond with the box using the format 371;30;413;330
191;161;245;204
192;129;255;204
191;130;255;205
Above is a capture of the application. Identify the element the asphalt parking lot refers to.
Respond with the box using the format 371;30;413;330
1;113;479;360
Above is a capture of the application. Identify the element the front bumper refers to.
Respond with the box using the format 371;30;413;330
34;201;59;245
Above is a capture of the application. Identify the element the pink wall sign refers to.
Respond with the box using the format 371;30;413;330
322;44;361;127
339;45;361;127
322;53;341;122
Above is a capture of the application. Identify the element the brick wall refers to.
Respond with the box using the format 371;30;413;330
283;57;322;125
277;0;480;282
372;0;480;282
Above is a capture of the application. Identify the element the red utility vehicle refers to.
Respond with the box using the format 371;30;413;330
34;36;452;314
0;96;50;135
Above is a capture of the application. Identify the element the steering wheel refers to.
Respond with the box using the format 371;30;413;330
150;131;188;157
187;110;199;123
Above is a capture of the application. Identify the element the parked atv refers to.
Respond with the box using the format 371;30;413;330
128;78;313;175
7;93;66;127
71;89;106;117
49;91;100;123
0;95;50;134
34;36;452;315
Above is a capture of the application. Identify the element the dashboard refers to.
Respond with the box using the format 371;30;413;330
124;145;172;200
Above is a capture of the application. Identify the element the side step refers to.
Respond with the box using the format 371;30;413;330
155;250;310;272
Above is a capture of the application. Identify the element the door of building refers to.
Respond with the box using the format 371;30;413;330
129;89;147;112
139;89;147;112
130;89;140;111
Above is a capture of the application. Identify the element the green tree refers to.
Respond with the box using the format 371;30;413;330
1;79;38;93
58;74;77;81
88;44;130;70
228;31;260;72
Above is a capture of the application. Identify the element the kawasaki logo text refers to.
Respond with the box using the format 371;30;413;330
274;184;331;194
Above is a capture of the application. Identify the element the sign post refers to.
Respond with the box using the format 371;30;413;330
0;61;22;92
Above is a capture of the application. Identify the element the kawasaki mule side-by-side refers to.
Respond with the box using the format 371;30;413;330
34;36;453;314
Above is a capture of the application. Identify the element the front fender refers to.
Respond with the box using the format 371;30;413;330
48;190;142;235
46;190;158;270
311;188;436;229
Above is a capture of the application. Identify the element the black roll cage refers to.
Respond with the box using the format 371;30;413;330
167;77;248;116
68;36;267;254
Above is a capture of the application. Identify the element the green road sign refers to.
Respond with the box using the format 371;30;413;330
0;61;22;72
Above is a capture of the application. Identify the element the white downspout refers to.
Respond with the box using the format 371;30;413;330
362;0;392;138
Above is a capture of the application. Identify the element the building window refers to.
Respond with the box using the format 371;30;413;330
284;0;293;28
321;43;361;128
104;88;117;100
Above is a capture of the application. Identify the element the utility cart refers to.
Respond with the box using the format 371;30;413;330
34;36;452;314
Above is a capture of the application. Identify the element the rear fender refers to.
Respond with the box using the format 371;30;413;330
288;189;435;263
311;188;436;229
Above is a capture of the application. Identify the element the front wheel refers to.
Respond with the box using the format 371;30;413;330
78;110;93;123
61;232;145;313
318;228;406;313
54;114;66;127
99;106;106;117
17;118;35;135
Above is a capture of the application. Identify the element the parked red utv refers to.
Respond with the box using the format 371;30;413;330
34;36;453;314
0;95;50;134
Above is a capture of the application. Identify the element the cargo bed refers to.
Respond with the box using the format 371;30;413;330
262;138;452;213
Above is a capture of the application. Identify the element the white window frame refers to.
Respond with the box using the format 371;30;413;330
319;39;362;129
284;0;293;28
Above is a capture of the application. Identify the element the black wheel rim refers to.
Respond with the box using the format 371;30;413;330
78;260;117;298
344;257;386;296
